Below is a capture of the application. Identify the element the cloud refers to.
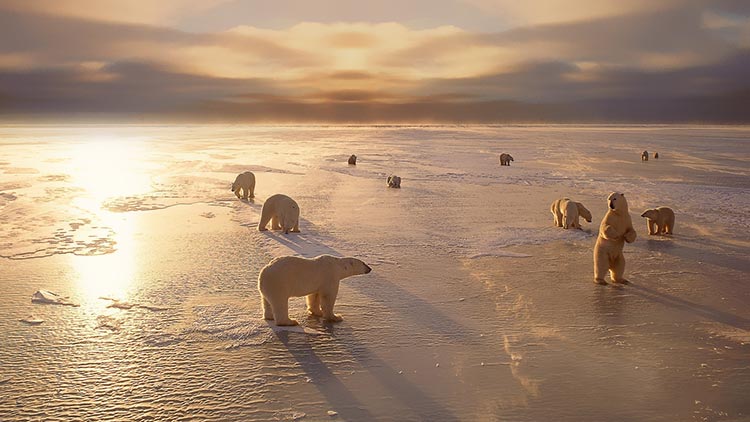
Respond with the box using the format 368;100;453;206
0;2;749;122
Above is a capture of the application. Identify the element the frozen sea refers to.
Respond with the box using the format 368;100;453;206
0;125;748;421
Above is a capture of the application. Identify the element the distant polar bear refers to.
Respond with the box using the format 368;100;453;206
641;206;675;235
258;255;372;326
258;194;300;234
551;198;592;229
231;171;255;200
593;192;636;285
499;153;514;166
387;175;401;188
641;150;649;161
348;154;357;165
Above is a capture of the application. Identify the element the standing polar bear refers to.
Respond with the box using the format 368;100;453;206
550;198;592;229
641;206;675;235
348;154;357;165
387;175;401;188
499;153;514;166
231;171;255;200
258;194;300;234
593;192;637;285
258;255;372;326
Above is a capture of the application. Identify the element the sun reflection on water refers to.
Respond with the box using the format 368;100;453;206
67;135;153;303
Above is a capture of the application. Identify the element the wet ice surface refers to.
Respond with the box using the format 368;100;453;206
0;125;749;421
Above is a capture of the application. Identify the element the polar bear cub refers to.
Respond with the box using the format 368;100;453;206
231;171;255;200
593;192;637;285
258;255;372;326
550;198;592;229
348;154;357;165
258;194;300;234
641;206;675;235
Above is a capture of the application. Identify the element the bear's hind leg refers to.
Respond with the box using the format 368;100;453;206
272;299;298;326
610;254;629;284
306;293;323;317
271;215;281;230
291;221;300;233
593;246;609;285
262;297;274;320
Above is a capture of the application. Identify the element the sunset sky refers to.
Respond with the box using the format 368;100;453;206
1;0;749;122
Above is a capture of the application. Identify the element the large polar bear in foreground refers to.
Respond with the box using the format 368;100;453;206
231;171;255;200
258;194;300;234
258;255;372;326
593;192;636;285
641;206;675;235
550;198;592;229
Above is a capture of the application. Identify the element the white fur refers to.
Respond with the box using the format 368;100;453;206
641;207;675;235
258;255;372;326
231;171;255;200
593;192;636;284
258;194;300;234
551;198;592;229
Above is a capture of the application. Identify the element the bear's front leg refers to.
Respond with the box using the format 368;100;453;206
624;228;637;243
320;284;343;323
610;254;629;284
271;216;281;230
602;224;620;240
647;220;656;235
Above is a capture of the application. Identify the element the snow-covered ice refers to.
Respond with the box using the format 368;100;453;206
0;124;748;421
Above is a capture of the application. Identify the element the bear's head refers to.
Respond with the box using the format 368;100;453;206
640;209;659;220
231;182;237;192
337;257;372;279
577;203;592;222
508;154;514;161
607;192;629;214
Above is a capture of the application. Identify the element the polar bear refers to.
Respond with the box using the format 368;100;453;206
387;175;401;188
641;150;649;161
258;255;372;326
593;192;637;285
654;152;659;159
551;198;592;229
500;153;514;166
641;206;675;235
348;154;357;165
258;194;300;234
231;171;255;200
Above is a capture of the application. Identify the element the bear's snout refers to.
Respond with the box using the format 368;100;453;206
364;265;372;274
640;212;647;217
609;202;615;210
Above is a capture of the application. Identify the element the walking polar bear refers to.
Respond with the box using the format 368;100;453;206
258;255;372;326
499;153;514;166
231;171;255;200
258;194;300;234
593;192;637;285
550;198;592;229
641;207;675;235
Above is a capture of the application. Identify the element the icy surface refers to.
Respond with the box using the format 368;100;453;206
0;125;748;421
